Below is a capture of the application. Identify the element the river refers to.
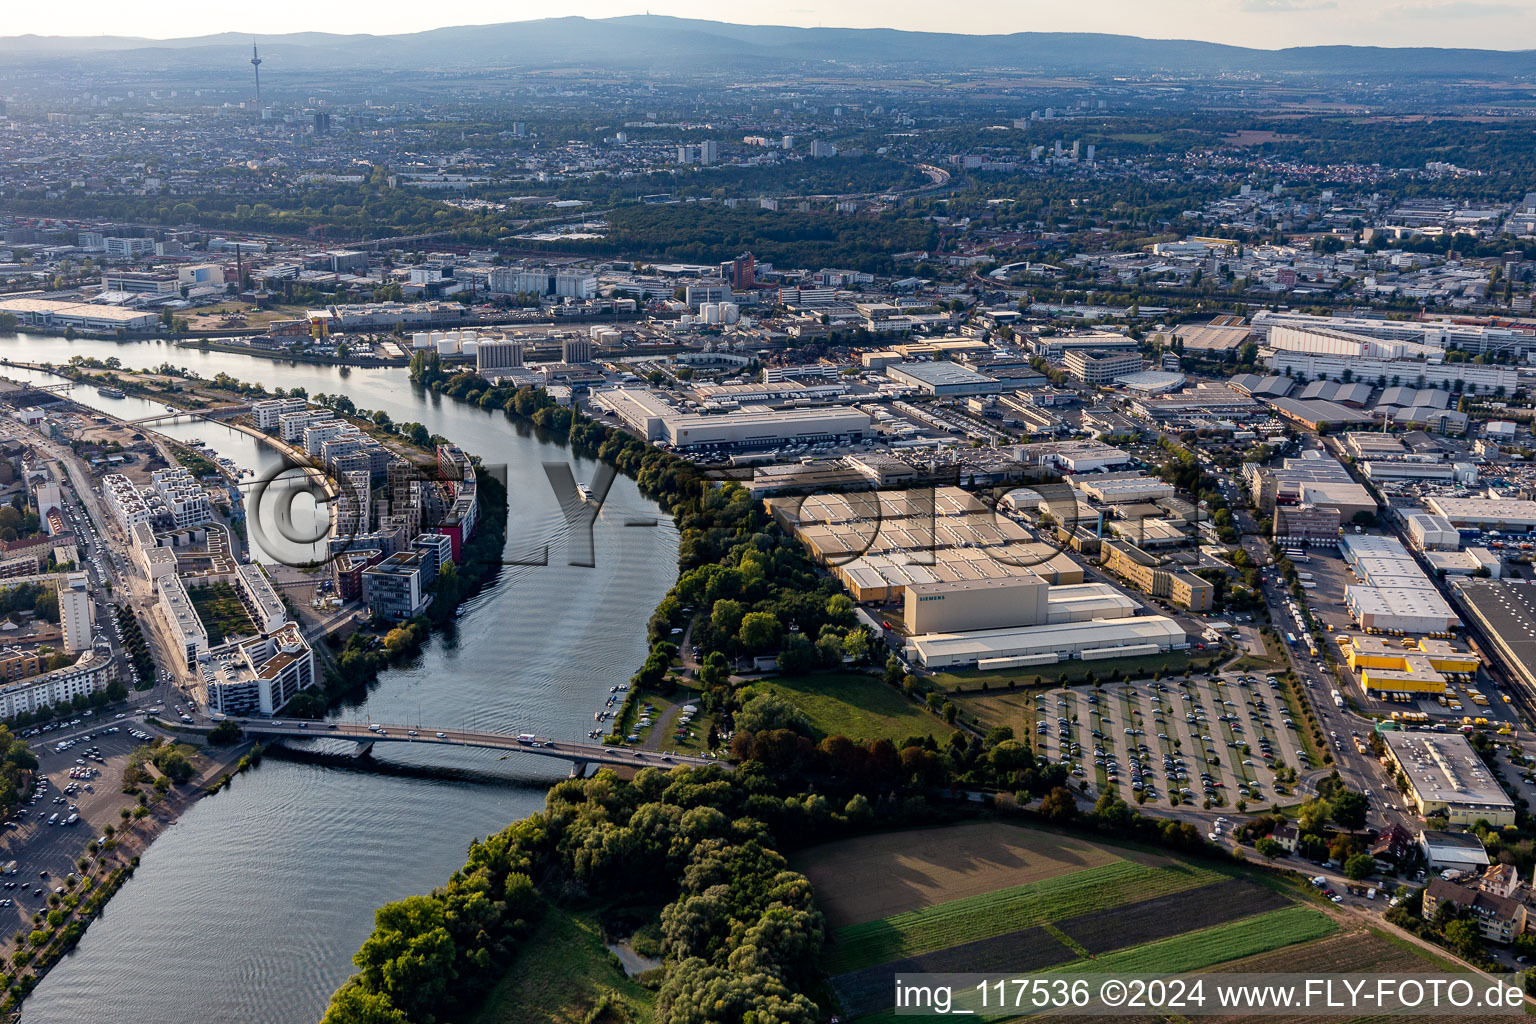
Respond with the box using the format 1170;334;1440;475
0;334;679;1024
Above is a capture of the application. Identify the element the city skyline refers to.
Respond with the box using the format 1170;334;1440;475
4;2;1534;51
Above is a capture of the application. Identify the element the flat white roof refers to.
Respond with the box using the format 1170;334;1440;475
1384;731;1514;810
909;615;1184;661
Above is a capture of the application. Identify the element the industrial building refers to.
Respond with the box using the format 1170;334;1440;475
477;339;525;374
906;615;1186;670
1014;440;1132;474
1404;512;1462;552
1069;473;1175;505
1127;383;1260;422
1244;451;1375;520
1424;497;1536;534
1263;323;1519;395
1344;636;1479;698
768;487;1086;601
1266;397;1379;431
1099;541;1214;611
593;387;871;450
0;297;158;333
1422;548;1502;578
884;361;1015;396
1452;579;1536;695
1381;731;1516;827
833;549;1084;603
901;576;1136;634
1341;533;1460;635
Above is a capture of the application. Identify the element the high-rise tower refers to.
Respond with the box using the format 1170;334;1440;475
250;44;263;107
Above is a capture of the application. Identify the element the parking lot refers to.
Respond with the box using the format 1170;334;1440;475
1033;672;1313;810
0;711;171;929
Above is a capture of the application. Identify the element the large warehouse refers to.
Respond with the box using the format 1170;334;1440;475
885;361;1015;396
1424;497;1536;533
1381;731;1516;827
0;297;158;333
901;576;1137;634
768;486;1086;601
1345;636;1480;698
1341;533;1459;635
907;615;1187;670
1452;578;1536;694
592;387;871;450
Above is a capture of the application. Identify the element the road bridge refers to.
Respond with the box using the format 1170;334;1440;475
197;719;724;776
127;403;251;427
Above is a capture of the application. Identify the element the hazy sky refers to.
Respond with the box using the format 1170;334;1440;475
10;0;1536;49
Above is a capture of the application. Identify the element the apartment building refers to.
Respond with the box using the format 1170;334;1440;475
157;575;208;669
56;571;92;652
0;650;118;720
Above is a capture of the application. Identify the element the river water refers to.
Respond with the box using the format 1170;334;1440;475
0;334;679;1024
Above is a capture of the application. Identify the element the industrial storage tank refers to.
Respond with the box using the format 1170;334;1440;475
412;332;431;349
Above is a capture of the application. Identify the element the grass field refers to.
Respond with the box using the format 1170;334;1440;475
826;859;1222;974
761;672;950;744
794;823;1128;928
959;690;1039;739
471;902;652;1024
186;582;256;645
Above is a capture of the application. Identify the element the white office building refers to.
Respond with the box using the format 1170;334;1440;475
56;572;92;653
254;397;309;431
201;623;316;716
151;468;212;529
158;575;209;669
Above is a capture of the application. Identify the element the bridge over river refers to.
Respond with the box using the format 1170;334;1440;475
192;718;723;776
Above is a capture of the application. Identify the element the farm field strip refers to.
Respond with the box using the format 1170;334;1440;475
1048;905;1338;976
1053;878;1292;954
827;859;1222;975
795;823;1128;928
830;924;1077;1019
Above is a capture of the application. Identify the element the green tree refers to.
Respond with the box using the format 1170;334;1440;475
1444;919;1483;959
737;611;781;653
710;599;745;637
776;632;816;675
1343;852;1376;880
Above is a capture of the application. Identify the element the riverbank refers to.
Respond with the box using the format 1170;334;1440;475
173;338;408;368
0;733;254;1015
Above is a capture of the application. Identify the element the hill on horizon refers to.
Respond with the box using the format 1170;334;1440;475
1;15;1532;78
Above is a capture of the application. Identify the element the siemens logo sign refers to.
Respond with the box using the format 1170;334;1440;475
918;595;945;602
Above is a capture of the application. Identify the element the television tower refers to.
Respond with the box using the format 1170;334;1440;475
250;44;263;108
